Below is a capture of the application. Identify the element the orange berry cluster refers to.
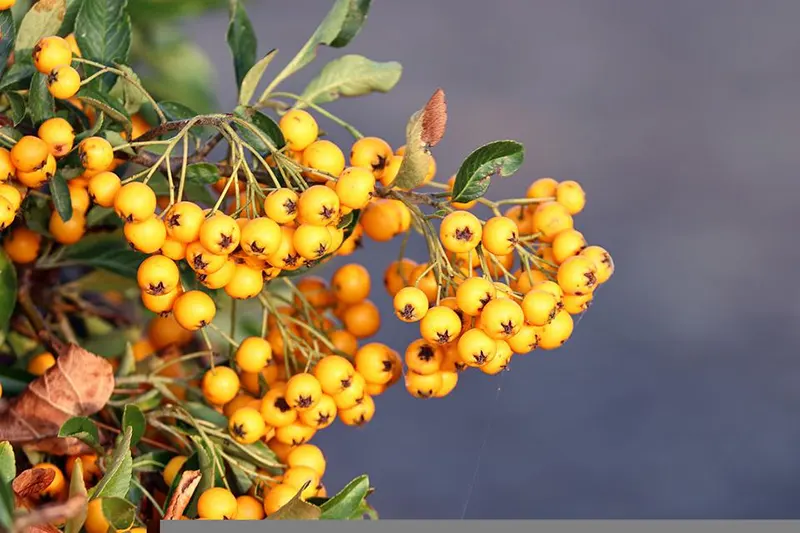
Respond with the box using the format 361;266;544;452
33;35;83;100
379;177;614;398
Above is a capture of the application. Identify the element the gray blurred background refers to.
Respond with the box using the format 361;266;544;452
185;0;800;518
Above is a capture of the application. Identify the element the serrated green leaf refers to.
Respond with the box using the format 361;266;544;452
58;416;101;449
238;48;276;106
233;105;285;154
5;91;25;125
267;482;322;520
0;11;16;80
15;0;66;52
273;0;372;86
226;0;256;90
75;0;131;89
319;475;370;519
102;496;135;531
185;162;219;185
59;0;85;37
122;405;146;447
451;140;525;203
28;71;54;125
62;230;146;278
0;442;14;484
50;172;73;222
91;426;133;500
391;109;430;190
64;457;88;533
330;0;371;47
0;61;35;92
300;54;401;106
108;64;145;115
76;87;131;129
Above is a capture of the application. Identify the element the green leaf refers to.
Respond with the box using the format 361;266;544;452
15;0;67;52
131;451;171;473
319;475;370;519
275;0;372;84
185;162;219;185
300;54;401;106
0;10;16;80
0;366;33;397
0;127;21;147
50;172;73;222
0;478;12;532
85;205;120;228
267;482;322;520
75;0;132;88
62;230;146;278
81;332;127;359
58;416;101;449
64;457;88;533
0;442;15;484
59;0;85;37
122;405;146;447
116;342;136;377
28;71;55;125
391;109;430;190
225;457;253;495
0;249;16;347
233;105;285;153
76;86;131;129
188;436;217;515
128;0;226;21
238;48;276;106
5;91;26;125
183;401;227;427
226;0;256;90
0;61;35;92
108;64;145;115
68;269;137;293
102;497;136;532
73;112;105;144
330;0;372;47
451;140;525;203
91;426;133;500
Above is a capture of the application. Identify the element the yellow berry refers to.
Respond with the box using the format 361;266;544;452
279;109;319;152
556;180;586;215
263;188;298;224
163;456;188;486
532;201;573;241
457;328;497;367
78;137;114;171
556;255;598;295
199;212;240;255
537;309;574;349
479;298;524;340
393;286;429;322
580;245;614;284
3;227;41;264
49;210;86;244
521;289;559;326
197;487;238;520
137;255;180;296
297;184;340;226
293;223;332;260
165;201;205;243
27;352;56;375
87;171;120;207
228;406;266;444
33;36;72;75
240;216;282;257
202;366;240;406
551;228;587;264
526;177;558;199
302;140;345;182
223;263;264;300
173;290;216;331
440;210;482;253
419;305;462;345
481;216;519;256
114;182;156;223
124;216;167;254
10;135;49;173
336;166;375;209
455;277;496;317
37;117;75;157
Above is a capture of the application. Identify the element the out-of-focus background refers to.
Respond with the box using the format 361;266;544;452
181;0;800;519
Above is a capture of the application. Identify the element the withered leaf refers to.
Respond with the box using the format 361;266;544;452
0;345;114;454
12;468;56;505
14;495;87;531
22;525;61;533
22;437;98;456
164;470;202;520
421;88;447;148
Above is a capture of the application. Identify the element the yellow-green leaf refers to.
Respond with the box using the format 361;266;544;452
64;457;88;533
15;0;67;52
238;48;276;106
390;109;430;190
299;54;401;106
267;482;322;520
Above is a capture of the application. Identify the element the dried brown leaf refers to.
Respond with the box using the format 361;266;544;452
164;470;202;520
14;495;87;531
0;344;114;454
22;437;98;456
12;468;56;505
22;525;61;533
421;88;447;147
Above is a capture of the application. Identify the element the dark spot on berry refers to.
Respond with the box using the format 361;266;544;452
283;199;297;215
198;320;208;328
316;412;331;426
148;281;165;295
321;205;336;220
274;397;291;412
167;213;181;228
584;270;597;287
250;242;265;254
314;242;328;257
455;361;467;372
341;376;353;388
381;359;394;372
508;231;518;246
231;423;247;439
436;330;451;344
197;273;208;283
124;213;134;223
192;254;209;271
292;437;307;445
296;395;313;408
218;233;234;250
355;394;365;404
473;350;488;365
283;253;299;267
356;413;368;425
548;308;557;322
478;293;493;310
454;226;474;242
417;345;435;361
373;154;388;171
417;389;433;399
601;253;612;267
501;321;515;335
399;303;416;321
